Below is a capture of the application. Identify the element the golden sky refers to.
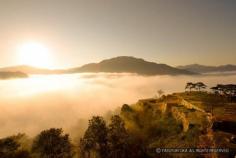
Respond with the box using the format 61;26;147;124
0;0;235;68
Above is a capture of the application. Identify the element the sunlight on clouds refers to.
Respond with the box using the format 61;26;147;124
0;74;236;137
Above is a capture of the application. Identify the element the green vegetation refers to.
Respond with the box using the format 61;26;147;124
79;116;108;158
32;128;74;158
0;134;31;158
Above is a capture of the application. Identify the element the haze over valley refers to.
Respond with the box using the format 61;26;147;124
0;72;235;138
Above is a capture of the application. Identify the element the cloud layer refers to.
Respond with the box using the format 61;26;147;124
0;73;235;138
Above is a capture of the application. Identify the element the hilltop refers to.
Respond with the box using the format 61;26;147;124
68;56;195;75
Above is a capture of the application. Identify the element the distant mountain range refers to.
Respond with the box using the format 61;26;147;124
67;56;194;75
177;64;236;73
0;65;64;74
0;56;194;76
0;71;28;79
1;56;235;77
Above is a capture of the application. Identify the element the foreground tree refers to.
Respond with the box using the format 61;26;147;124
0;137;19;155
107;115;129;158
80;115;147;158
32;128;73;158
80;116;108;158
0;135;31;158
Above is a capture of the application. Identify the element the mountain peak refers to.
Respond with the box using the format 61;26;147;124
100;56;146;63
71;56;195;75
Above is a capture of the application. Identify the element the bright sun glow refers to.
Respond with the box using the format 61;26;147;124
18;42;53;68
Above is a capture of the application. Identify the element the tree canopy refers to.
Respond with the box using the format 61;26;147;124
32;128;73;158
185;82;207;92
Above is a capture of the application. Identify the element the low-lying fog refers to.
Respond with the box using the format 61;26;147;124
0;73;236;138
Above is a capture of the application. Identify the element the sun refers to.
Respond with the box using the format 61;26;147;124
18;42;53;68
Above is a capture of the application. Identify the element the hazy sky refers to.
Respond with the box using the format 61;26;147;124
0;0;235;68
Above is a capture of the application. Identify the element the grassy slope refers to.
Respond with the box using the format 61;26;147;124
178;92;236;157
120;92;236;157
177;91;236;121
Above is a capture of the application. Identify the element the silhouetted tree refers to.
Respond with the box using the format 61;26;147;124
80;116;108;158
211;84;236;95
121;104;133;113
185;82;195;92
224;84;236;97
107;115;129;158
0;135;31;158
211;84;236;102
32;128;73;158
157;89;164;98
0;136;19;158
210;86;219;95
195;82;207;91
